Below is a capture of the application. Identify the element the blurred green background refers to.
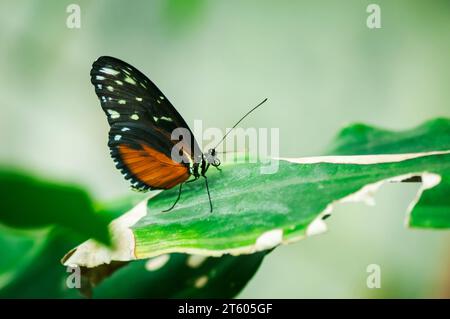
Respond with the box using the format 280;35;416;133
1;0;449;298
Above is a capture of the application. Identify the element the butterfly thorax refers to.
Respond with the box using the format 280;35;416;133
192;149;220;179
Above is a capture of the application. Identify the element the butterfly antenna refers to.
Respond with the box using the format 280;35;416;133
213;98;268;150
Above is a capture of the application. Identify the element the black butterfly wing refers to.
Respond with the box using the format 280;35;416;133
90;56;201;190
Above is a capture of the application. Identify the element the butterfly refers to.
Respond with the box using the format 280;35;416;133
90;56;266;212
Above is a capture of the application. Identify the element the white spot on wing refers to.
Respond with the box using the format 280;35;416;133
100;67;119;76
96;75;105;80
121;127;130;132
114;135;122;141
160;116;173;122
115;80;123;85
124;76;136;85
145;254;170;271
107;109;120;119
136;97;143;102
130;114;139;120
107;86;114;92
118;99;126;105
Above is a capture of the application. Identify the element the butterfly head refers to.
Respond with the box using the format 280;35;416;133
206;148;221;168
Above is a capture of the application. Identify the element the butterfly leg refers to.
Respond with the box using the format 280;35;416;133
203;176;213;213
186;176;199;184
163;183;183;212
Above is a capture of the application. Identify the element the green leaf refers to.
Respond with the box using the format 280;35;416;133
0;194;265;298
0;226;48;292
0;194;147;298
64;118;450;269
0;168;111;244
325;118;450;229
326;118;450;155
89;252;266;298
0;228;83;298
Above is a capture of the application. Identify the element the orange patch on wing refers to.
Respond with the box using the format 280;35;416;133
118;144;190;189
